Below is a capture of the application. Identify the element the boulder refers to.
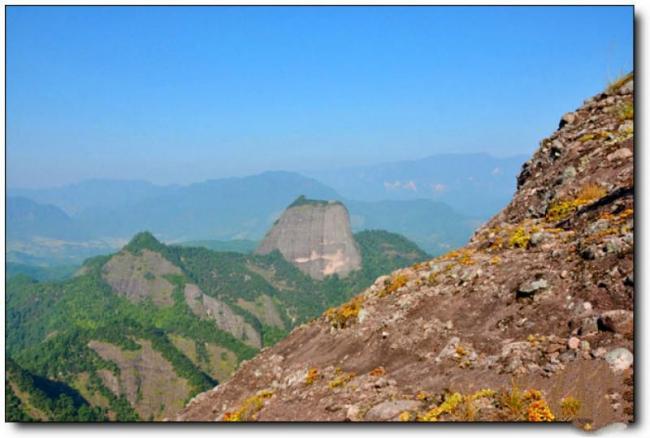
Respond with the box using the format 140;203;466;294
365;400;421;421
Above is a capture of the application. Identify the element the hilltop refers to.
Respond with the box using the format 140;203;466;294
256;196;362;280
179;75;634;429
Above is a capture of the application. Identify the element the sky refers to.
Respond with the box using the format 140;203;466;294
6;5;633;188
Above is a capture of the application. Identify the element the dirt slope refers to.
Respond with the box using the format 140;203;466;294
179;76;634;429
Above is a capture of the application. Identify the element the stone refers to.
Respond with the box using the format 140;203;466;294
624;274;634;286
560;112;577;128
619;120;633;132
593;347;607;358
599;310;633;337
607;148;633;162
529;232;546;247
562;166;577;180
364;400;421;421
619;80;633;94
517;278;548;297
559;350;577;362
580;316;599;336
580;246;597;260
605;348;633;372
604;238;624;255
588;219;610;235
346;404;361;421
568;337;581;350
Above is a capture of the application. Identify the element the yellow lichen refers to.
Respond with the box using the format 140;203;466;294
616;101;634;121
328;370;356;389
546;184;607;222
417;392;463;422
489;255;502;265
508;225;532;249
304;367;319;385
527;399;555;422
222;389;274;422
560;396;582;420
399;411;413;421
381;273;409;296
324;295;365;329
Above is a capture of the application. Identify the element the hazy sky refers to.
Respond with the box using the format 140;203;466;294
7;6;633;188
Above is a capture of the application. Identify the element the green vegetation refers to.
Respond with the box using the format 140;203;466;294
6;228;428;421
6;262;78;282
5;357;107;422
175;239;258;254
288;195;339;208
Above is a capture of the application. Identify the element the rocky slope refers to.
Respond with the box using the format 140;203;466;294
256;196;362;280
178;75;634;429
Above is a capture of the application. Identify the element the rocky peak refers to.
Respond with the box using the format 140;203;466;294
255;196;362;280
179;76;633;429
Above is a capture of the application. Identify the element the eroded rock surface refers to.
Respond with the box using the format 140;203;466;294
102;249;182;306
184;284;262;349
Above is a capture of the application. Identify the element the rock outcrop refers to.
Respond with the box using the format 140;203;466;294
255;196;362;280
178;75;634;429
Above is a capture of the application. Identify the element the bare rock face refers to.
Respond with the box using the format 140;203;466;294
89;339;192;420
255;197;362;280
184;284;262;349
102;249;182;306
179;75;633;429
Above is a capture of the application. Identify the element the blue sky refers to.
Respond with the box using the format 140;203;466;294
7;6;633;188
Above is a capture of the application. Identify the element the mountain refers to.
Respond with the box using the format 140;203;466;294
6;223;429;421
256;196;362;280
10;179;171;217
7;196;86;241
178;76;634;429
305;153;528;218
8;172;474;263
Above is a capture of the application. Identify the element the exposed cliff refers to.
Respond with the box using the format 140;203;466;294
255;196;362;280
179;75;634;429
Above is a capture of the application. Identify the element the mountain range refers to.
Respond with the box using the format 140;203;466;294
8;153;523;266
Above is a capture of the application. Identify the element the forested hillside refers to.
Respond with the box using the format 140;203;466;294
6;229;428;421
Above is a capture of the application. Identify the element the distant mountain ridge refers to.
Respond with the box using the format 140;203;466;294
8;171;479;261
